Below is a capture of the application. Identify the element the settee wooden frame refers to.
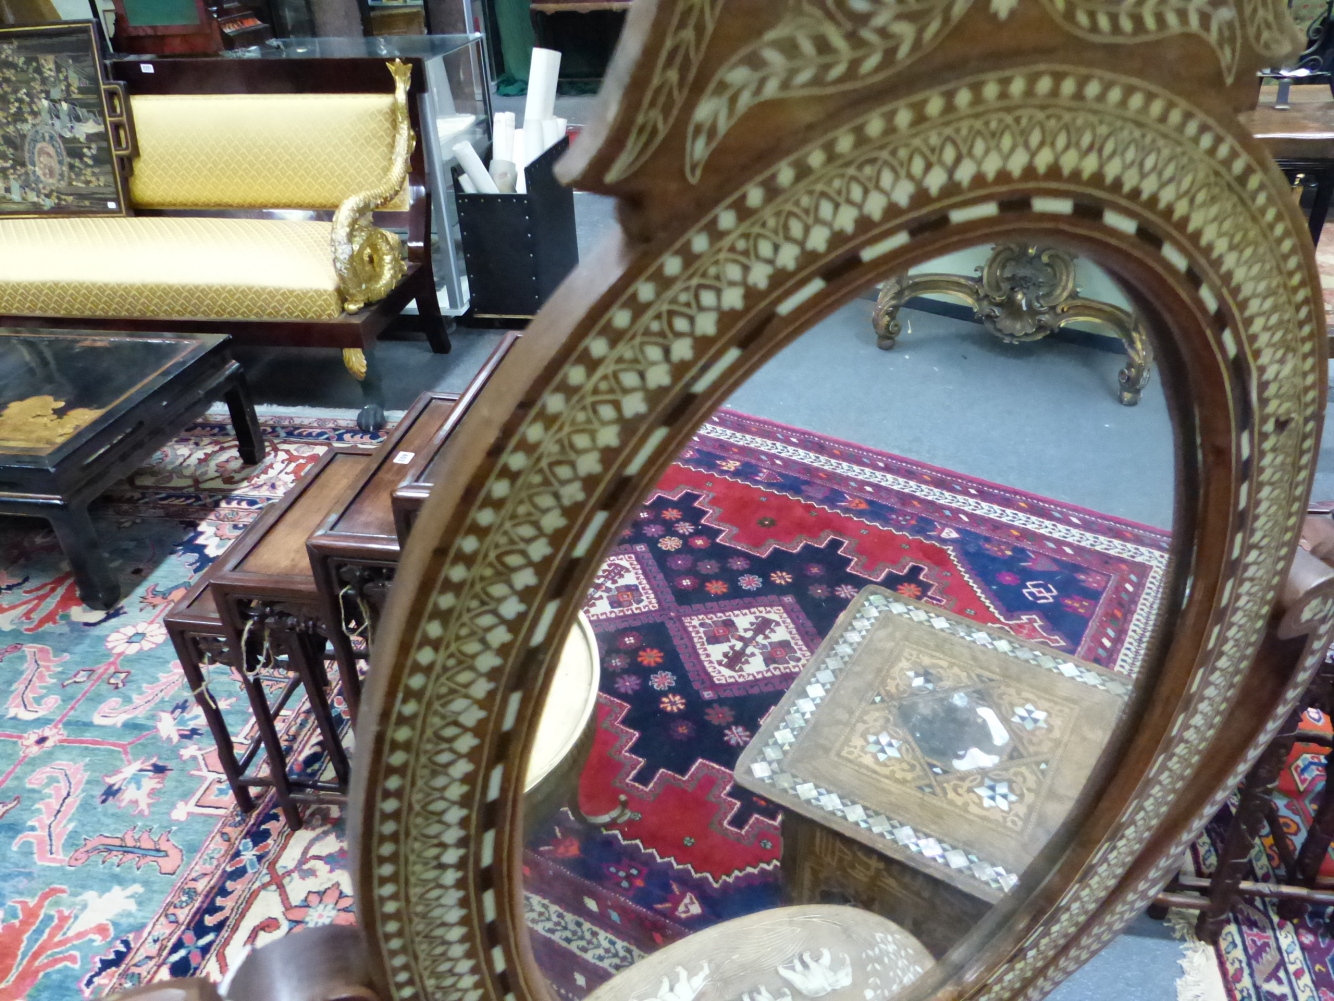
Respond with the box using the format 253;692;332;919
0;57;449;431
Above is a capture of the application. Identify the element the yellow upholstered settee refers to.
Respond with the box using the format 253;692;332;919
0;57;448;430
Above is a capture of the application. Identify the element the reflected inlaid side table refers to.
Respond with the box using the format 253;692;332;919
736;588;1130;952
0;330;263;609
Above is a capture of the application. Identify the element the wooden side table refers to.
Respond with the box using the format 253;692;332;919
208;446;375;826
307;390;461;678
1242;103;1334;248
391;331;520;543
166;562;313;824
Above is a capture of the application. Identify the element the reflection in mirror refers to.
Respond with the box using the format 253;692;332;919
522;241;1175;1000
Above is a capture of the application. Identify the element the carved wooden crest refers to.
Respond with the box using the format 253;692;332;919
350;3;1331;1000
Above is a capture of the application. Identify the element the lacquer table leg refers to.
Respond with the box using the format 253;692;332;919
49;503;120;611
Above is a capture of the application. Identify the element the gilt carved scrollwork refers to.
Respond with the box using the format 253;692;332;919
872;244;1154;405
331;59;413;314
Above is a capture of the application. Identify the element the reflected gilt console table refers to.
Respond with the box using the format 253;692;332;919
872;243;1154;405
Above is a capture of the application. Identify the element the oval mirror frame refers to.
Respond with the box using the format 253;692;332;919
350;3;1333;1000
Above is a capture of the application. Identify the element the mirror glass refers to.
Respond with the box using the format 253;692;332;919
521;240;1176;1000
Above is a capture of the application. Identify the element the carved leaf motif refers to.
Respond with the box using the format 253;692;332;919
684;0;973;182
1244;0;1306;60
1038;0;1245;81
604;0;726;183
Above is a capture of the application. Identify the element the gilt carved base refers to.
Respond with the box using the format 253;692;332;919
871;244;1154;406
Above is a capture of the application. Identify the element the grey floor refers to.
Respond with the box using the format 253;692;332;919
236;183;1262;998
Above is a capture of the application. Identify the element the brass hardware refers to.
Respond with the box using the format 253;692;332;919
872;244;1154;406
332;59;413;313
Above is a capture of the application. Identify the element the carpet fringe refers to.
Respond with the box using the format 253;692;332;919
1166;909;1228;1001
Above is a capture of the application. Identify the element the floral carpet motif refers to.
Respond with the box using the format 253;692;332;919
523;410;1171;1000
0;414;381;1001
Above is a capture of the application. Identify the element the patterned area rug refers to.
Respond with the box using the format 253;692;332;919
1200;704;1334;1001
1208;222;1334;1000
0;414;382;1001
0;408;1175;999
523;409;1170;999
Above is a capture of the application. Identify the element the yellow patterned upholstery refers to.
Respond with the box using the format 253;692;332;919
0;217;343;320
128;94;409;211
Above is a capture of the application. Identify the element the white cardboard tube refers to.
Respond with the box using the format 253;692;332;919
523;48;561;129
539;117;562;153
514;128;528;194
453;140;499;194
489;159;517;193
492;111;515;164
457;174;477;193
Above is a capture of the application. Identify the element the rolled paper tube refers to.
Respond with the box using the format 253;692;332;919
489;159;517;193
457;174;477;193
492;111;515;164
514;128;528;194
540;117;563;153
452;140;499;194
523;47;561;128
556;117;568;142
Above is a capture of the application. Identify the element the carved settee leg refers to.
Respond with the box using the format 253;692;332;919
415;259;452;355
344;347;387;432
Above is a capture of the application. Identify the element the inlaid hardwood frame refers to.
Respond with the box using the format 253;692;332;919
350;3;1332;1001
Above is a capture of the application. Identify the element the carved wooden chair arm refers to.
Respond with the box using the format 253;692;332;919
331;59;414;315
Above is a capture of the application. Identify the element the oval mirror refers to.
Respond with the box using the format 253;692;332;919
509;245;1175;1001
349;4;1330;1001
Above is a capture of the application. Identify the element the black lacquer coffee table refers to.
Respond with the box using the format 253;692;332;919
0;330;264;610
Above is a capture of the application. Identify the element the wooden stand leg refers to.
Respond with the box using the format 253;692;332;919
326;616;362;728
178;642;255;813
223;373;266;466
1307;170;1334;248
237;639;304;830
1280;738;1334;920
288;629;351;789
1197;713;1303;940
49;504;120;611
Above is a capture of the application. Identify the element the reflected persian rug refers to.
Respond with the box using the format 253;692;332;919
0;414;381;1001
525;409;1170;1000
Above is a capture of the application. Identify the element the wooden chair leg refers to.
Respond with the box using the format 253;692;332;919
344;343;387;432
